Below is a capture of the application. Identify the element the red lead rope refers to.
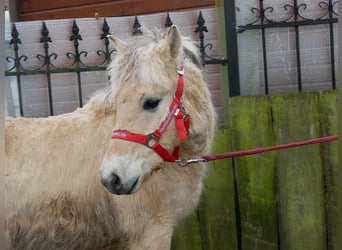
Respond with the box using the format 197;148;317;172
176;135;338;167
111;69;338;167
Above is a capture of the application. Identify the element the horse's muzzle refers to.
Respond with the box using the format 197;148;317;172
101;173;139;195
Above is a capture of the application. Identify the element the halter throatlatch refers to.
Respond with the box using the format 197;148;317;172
111;67;190;162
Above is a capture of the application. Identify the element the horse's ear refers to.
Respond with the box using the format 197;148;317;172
107;35;127;53
159;25;182;60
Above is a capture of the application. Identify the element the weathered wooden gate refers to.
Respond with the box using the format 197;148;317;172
172;91;338;250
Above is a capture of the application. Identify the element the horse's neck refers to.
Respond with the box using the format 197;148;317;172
69;93;116;149
65;104;115;163
180;72;216;158
181;131;212;158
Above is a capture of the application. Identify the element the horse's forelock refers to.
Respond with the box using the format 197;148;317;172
108;28;203;96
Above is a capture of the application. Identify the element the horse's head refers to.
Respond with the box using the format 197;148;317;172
100;25;215;195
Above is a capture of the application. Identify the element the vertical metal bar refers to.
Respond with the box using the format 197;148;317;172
328;0;336;89
100;18;111;65
328;25;336;89
10;24;24;116
40;22;54;115
224;0;240;96
76;72;82;107
70;20;83;107
259;0;269;94
46;64;53;115
16;59;24;116
293;0;302;91
195;11;208;63
261;28;269;95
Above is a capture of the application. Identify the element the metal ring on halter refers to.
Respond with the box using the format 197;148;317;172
175;157;188;167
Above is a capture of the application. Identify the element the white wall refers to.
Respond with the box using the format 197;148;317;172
5;2;338;118
5;8;223;119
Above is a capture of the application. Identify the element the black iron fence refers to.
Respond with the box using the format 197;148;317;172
5;11;224;117
5;1;339;116
236;0;339;95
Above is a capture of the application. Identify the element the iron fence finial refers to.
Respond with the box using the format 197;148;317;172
133;16;143;35
10;24;22;51
165;13;173;28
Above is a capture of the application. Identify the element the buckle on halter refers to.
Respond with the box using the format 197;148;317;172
181;103;188;117
145;134;160;148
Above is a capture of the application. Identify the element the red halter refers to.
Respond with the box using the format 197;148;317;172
111;68;190;162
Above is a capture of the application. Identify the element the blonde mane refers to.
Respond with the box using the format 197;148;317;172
87;28;209;133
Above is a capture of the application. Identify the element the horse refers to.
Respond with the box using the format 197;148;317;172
5;25;216;250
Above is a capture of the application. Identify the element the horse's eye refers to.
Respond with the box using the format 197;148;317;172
143;98;161;111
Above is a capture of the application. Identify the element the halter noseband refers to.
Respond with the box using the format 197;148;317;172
111;67;190;162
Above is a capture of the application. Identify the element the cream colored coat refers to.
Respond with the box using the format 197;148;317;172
5;26;215;250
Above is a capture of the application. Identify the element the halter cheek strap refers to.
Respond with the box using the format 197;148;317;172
111;68;190;162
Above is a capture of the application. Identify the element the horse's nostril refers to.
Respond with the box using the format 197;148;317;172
110;173;122;190
101;172;138;195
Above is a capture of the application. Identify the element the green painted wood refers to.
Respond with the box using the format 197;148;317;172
171;211;202;250
338;86;342;250
199;128;237;250
228;96;278;250
171;91;337;249
271;92;326;250
318;91;338;250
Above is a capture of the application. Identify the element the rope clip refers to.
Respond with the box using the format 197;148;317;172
175;157;206;167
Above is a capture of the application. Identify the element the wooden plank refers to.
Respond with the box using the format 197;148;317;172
271;92;327;250
17;0;215;21
338;24;342;250
198;128;237;250
19;0;113;12
228;96;278;250
19;0;214;12
171;212;202;250
318;91;338;250
172;128;235;250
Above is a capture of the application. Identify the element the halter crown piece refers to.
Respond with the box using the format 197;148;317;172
111;67;190;162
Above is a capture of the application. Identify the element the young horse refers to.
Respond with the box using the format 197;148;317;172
5;25;216;249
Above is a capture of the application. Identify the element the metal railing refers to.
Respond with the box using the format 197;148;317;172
237;0;339;95
5;1;339;116
5;11;226;117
